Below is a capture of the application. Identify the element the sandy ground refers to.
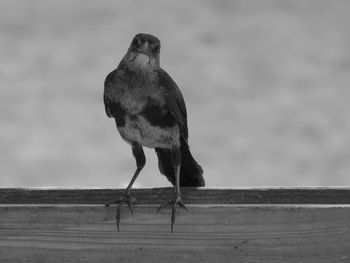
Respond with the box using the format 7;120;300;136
1;0;350;187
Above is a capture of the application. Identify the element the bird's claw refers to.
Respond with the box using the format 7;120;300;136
105;193;136;232
158;195;188;233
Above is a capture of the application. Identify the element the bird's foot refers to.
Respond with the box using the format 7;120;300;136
105;193;136;231
157;195;188;233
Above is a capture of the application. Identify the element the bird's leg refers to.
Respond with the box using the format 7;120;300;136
158;146;187;232
105;144;145;231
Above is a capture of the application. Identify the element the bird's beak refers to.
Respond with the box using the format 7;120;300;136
137;41;151;56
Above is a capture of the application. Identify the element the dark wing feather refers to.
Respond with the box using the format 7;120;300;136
103;70;116;118
103;94;112;118
158;68;189;139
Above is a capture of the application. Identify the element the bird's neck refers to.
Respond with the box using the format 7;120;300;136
117;62;156;88
120;59;157;84
123;52;159;74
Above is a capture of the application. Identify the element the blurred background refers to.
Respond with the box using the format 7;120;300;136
1;0;350;188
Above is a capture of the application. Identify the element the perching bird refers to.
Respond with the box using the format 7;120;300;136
103;33;204;232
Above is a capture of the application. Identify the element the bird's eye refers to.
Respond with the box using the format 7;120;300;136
132;38;139;48
152;44;160;54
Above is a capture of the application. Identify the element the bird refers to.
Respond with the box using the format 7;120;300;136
103;33;205;232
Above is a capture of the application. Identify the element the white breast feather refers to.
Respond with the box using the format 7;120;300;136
118;116;179;148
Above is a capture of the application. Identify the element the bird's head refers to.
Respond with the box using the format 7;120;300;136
124;33;161;72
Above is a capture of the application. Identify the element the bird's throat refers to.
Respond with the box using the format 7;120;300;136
132;53;150;68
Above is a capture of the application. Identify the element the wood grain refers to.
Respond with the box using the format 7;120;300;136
0;204;350;262
1;187;350;204
1;188;350;262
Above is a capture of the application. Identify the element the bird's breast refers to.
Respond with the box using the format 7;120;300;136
118;90;147;115
114;98;179;148
110;80;179;148
118;114;180;148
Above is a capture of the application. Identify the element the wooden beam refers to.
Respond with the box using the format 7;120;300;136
1;204;350;262
1;188;350;262
1;187;350;204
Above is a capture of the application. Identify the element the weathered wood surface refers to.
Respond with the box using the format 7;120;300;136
1;188;350;262
1;204;350;262
1;187;350;204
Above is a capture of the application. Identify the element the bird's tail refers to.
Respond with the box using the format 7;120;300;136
155;136;205;187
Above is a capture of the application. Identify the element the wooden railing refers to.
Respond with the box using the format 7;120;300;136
1;187;350;262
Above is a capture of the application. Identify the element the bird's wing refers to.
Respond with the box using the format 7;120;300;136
103;95;112;118
158;68;189;139
103;69;118;118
